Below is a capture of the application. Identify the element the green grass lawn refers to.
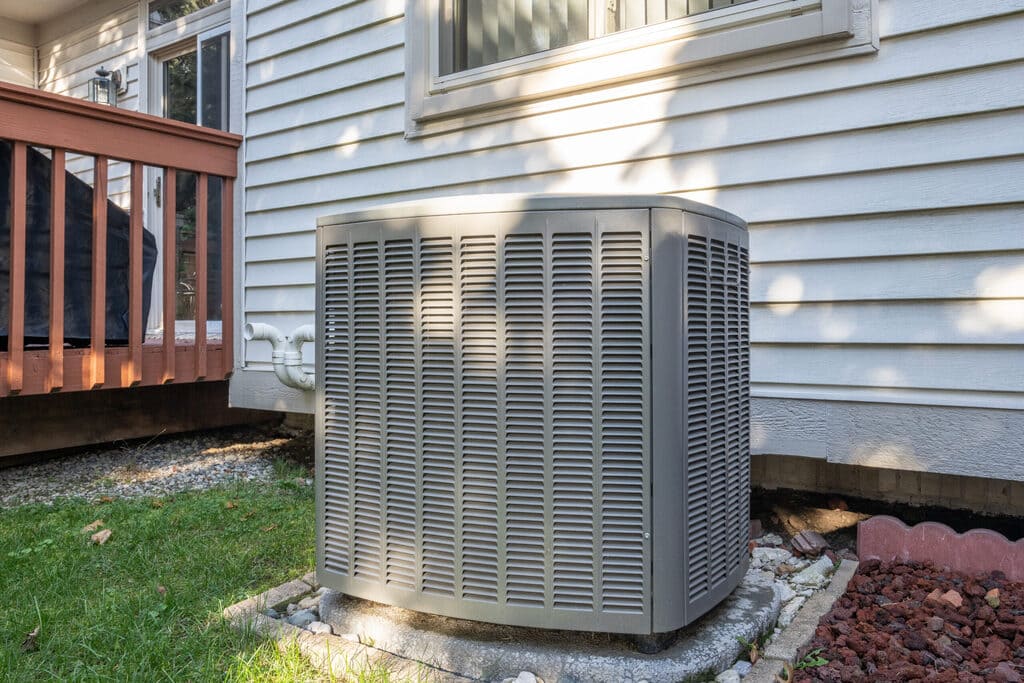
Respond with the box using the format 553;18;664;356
0;462;335;682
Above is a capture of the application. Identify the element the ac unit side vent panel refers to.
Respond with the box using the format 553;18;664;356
317;198;748;635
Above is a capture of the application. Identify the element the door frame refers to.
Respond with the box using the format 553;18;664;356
142;2;232;336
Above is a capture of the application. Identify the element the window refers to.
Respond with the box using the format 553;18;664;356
450;0;753;73
406;0;876;136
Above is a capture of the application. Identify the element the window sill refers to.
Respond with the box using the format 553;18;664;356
405;0;876;138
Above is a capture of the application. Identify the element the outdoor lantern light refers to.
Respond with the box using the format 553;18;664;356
90;67;120;106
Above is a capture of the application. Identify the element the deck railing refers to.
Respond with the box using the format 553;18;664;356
0;80;241;398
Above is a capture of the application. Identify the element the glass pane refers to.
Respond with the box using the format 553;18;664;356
174;171;197;321
454;0;757;70
200;33;229;131
206;176;223;324
456;0;590;72
163;51;197;125
148;0;224;29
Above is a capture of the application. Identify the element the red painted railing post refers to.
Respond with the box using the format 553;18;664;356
48;148;66;393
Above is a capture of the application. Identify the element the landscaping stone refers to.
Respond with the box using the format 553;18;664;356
715;669;741;683
265;608;280;620
775;581;796;603
287;609;317;629
791;531;829;558
791;560;1024;682
789;557;835;589
751;547;792;568
757;533;784;547
307;621;333;635
297;595;320;610
733;660;752;677
777;596;805;628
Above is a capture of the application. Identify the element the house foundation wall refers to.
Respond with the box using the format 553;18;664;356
752;454;1024;518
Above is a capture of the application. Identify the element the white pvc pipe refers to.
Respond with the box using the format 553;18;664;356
244;322;315;391
284;324;316;391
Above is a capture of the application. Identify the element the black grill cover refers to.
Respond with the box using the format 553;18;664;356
0;141;157;350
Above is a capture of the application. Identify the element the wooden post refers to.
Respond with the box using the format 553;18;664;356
195;172;208;380
221;176;234;379
90;156;108;389
7;142;27;394
125;160;144;387
48;148;66;392
162;169;176;383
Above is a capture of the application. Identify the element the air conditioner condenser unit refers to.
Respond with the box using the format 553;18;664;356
315;195;750;636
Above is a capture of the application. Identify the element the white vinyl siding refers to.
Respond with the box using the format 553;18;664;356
0;38;34;87
36;2;141;211
237;0;1024;479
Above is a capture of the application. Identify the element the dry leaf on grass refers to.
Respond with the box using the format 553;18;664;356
157;585;167;596
241;511;256;521
225;501;237;510
81;519;104;534
21;627;39;652
97;496;115;504
91;529;113;545
261;524;278;532
151;500;164;509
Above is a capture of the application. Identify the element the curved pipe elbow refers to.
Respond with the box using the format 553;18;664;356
245;320;316;392
283;349;316;392
290;324;315;345
244;322;287;350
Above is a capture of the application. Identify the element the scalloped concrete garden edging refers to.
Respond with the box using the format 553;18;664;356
857;515;1024;582
743;559;859;683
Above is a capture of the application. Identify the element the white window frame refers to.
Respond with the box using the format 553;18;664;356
140;0;234;337
406;0;876;137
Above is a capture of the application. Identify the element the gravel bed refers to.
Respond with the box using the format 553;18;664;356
0;425;305;508
794;560;1024;682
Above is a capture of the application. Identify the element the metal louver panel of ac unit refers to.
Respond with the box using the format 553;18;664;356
684;233;750;610
317;196;748;635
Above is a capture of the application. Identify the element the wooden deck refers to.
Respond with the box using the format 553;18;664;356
0;80;241;398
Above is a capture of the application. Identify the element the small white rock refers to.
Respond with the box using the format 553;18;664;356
751;547;792;568
514;673;539;683
298;595;320;610
790;556;834;588
715;670;741;683
307;621;333;635
733;660;753;678
744;568;776;587
777;596;806;628
775;581;796;603
759;533;784;546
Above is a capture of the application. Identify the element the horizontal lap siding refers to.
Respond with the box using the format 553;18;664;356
242;0;1024;407
37;3;140;211
0;38;34;87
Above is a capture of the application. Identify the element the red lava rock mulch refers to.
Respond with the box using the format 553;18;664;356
793;559;1024;683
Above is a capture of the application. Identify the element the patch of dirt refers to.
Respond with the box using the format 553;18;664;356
793;560;1024;682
